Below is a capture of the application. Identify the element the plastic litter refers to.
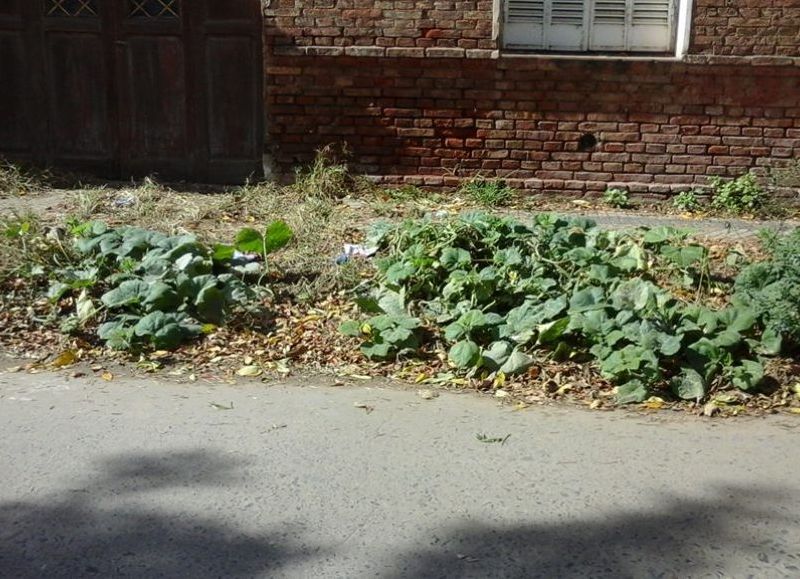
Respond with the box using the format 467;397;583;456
335;243;378;265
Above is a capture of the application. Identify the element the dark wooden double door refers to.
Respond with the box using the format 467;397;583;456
0;0;263;182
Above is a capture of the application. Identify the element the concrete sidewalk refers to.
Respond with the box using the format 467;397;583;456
1;368;798;578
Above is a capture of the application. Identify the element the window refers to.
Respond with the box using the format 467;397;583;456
129;0;180;19
503;0;677;53
46;0;97;17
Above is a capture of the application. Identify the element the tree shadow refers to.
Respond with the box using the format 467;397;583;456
0;450;324;578
388;485;800;578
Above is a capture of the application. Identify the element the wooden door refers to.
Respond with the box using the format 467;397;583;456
0;0;263;183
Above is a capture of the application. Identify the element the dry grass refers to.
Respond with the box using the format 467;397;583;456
0;159;52;197
59;172;374;301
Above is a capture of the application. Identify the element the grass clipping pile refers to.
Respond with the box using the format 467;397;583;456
1;179;799;417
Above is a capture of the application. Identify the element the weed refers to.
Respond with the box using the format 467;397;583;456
459;178;514;207
672;190;702;213
382;185;425;201
0;159;52;196
709;173;765;214
292;145;359;199
603;188;630;209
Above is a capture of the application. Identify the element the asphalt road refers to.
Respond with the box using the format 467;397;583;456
1;368;798;578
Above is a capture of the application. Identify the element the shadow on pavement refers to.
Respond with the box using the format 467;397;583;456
388;485;799;579
0;449;323;578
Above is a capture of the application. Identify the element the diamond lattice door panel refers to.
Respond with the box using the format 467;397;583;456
1;0;262;182
46;0;97;17
129;0;179;18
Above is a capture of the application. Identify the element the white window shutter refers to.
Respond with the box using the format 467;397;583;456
589;0;627;50
629;0;673;51
547;0;586;51
504;0;546;49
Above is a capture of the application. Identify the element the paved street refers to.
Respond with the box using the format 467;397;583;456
1;368;798;578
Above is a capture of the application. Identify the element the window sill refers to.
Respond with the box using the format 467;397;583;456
499;51;681;63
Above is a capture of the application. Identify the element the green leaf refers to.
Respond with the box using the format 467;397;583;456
671;368;707;400
731;360;764;391
444;322;467;342
361;341;393;360
195;285;226;325
143;281;181;312
101;280;150;309
381;326;413;345
234;228;264;254
458;310;488;330
499;350;534;375
263;220;294;254
212;244;236;263
570;287;605;311
616;380;649;404
658;334;682;356
440;247;471;269
384;262;416;285
759;327;782;356
449;340;481;369
133;311;194;350
537;317;569;344
338;320;363;337
481;341;513;370
661;244;707;268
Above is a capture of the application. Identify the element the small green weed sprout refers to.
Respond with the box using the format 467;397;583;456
672;190;702;213
709;173;765;214
603;188;630;209
460;178;515;207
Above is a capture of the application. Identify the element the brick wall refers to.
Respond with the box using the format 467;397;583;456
264;1;800;195
267;0;495;49
691;0;800;57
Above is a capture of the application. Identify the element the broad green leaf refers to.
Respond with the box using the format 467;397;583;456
458;310;487;330
195;285;226;325
101;280;150;309
570;286;605;311
440;247;471;269
731;360;764;391
499;350;534;375
616;380;649;404
481;341;513;370
537;317;569;344
263;220;294;254
338;320;363;337
759;326;782;356
234;228;264;254
444;322;467;342
143;281;181;312
449;340;481;369
659;334;682;356
361;341;393;360
671;368;706;400
381;326;413;345
212;243;235;262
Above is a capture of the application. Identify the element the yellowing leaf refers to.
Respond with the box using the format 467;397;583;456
237;365;263;377
51;350;78;368
493;371;506;389
101;371;114;382
643;397;665;409
417;389;438;400
788;408;800;415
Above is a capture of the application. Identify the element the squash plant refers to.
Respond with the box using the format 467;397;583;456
342;213;778;404
50;220;292;351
